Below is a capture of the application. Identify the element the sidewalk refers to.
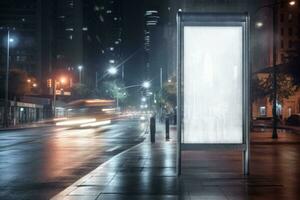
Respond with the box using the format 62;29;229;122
52;123;300;200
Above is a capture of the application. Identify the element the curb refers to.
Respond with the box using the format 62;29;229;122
0;124;53;132
51;138;145;200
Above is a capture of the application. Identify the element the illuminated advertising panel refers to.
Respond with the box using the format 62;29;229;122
183;26;243;144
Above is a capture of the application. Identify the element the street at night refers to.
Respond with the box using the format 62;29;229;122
1;0;300;199
0;118;146;199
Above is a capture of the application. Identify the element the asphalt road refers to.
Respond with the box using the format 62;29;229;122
0;117;147;200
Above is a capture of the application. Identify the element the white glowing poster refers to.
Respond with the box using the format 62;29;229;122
183;26;243;144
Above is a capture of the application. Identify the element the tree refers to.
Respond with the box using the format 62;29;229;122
69;83;92;100
252;73;297;104
156;76;176;114
101;80;128;103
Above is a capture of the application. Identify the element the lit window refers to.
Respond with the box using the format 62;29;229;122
288;13;293;21
259;106;266;116
82;27;88;31
67;0;74;8
99;15;104;22
94;6;100;11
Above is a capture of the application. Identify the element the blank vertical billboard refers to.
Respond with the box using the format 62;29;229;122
183;26;243;144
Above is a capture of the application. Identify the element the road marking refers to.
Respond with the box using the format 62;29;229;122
106;145;121;152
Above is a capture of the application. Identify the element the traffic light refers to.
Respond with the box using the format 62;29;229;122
47;79;52;88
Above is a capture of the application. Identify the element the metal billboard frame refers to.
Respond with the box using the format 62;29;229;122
176;12;250;176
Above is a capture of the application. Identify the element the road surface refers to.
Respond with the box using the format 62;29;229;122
0;118;147;199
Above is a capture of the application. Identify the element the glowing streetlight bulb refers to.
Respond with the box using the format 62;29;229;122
289;1;296;6
141;97;146;102
9;38;14;42
255;22;263;28
108;67;118;75
27;79;31;83
32;83;37;88
60;77;66;84
142;81;150;89
78;65;83;71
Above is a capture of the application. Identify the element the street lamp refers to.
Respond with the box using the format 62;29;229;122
141;97;146;102
289;1;296;6
78;65;83;84
107;66;118;75
60;77;66;84
142;81;151;89
255;21;263;28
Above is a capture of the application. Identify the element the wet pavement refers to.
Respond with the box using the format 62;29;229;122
0;118;147;200
52;125;300;200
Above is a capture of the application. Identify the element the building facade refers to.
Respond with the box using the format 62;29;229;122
0;0;42;87
253;1;300;120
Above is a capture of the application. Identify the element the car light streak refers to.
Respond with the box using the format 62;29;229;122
80;120;111;127
56;118;96;126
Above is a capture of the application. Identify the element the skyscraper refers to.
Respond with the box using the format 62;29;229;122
0;0;42;86
144;10;160;80
50;0;123;88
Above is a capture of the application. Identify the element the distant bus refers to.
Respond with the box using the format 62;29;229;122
65;99;116;118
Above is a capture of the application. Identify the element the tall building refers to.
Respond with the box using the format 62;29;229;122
144;10;160;80
50;0;123;88
143;0;172;91
276;2;300;64
0;0;42;86
51;0;83;87
91;0;123;84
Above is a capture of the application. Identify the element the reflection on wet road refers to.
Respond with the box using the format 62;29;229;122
0;118;146;199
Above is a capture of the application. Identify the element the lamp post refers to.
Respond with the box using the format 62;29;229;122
253;0;296;139
272;4;278;139
3;30;14;127
78;65;83;84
